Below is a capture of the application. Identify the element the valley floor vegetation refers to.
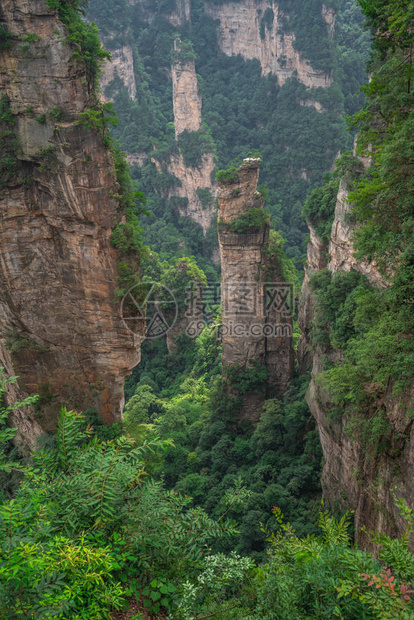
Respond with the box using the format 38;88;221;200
1;369;414;620
1;0;414;618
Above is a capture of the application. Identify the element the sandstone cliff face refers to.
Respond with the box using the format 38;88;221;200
153;40;216;235
160;153;216;234
297;222;328;374
299;176;414;547
169;0;191;27
0;0;142;441
172;41;202;137
329;179;382;286
101;44;137;101
130;0;190;27
218;160;293;421
205;0;333;90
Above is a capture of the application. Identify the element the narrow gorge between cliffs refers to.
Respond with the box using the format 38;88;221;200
1;0;414;618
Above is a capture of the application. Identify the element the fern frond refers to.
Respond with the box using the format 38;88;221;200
56;408;86;471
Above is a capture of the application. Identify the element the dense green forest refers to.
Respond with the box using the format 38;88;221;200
88;0;370;267
2;0;414;618
85;0;371;551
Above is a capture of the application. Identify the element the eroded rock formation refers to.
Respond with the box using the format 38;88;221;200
299;172;414;548
169;0;191;27
205;0;333;90
156;153;216;234
172;40;202;137
101;45;136;101
0;0;143;442
153;38;216;234
329;180;382;285
297;222;328;374
218;159;293;421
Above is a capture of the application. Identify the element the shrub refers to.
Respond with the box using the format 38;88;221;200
47;0;110;91
0;25;12;51
219;207;270;234
253;506;414;619
0;401;238;618
177;127;215;168
216;163;239;184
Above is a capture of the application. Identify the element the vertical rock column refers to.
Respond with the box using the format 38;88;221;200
0;0;143;440
299;157;411;548
217;159;293;421
172;39;202;137
162;38;216;234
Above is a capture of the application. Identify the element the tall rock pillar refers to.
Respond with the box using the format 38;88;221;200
217;159;294;421
157;38;216;234
0;0;143;442
172;39;202;137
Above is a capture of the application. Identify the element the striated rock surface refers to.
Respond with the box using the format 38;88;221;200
157;153;216;234
308;354;414;549
218;160;293;421
172;40;202;137
169;0;191;27
297;222;328;373
205;0;333;90
0;0;143;442
101;44;137;101
300;171;414;547
329;179;382;286
151;39;216;235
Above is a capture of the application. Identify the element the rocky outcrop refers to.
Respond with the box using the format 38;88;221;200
205;0;333;90
300;99;325;113
169;0;191;27
152;39;216;234
297;222;328;373
309;355;414;549
159;153;216;234
322;4;336;38
329;179;382;286
218;159;293;421
299;170;414;547
172;40;202;137
101;45;137;101
0;0;143;442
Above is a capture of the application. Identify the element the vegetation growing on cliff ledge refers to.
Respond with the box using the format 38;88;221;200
0;95;20;188
218;207;270;235
306;0;414;455
0;24;13;51
47;0;110;91
177;126;216;168
2;0;414;617
2;372;414;618
302;150;364;241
